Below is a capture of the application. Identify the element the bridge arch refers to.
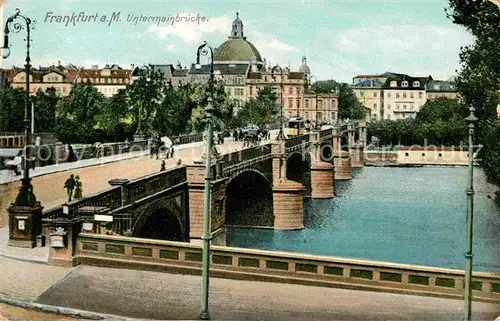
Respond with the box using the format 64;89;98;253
132;197;186;241
225;169;273;227
286;151;311;194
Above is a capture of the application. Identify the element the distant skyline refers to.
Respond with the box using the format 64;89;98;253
2;0;477;83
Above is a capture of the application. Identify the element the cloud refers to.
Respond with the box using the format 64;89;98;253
167;44;175;51
250;30;297;52
335;25;474;55
145;13;232;44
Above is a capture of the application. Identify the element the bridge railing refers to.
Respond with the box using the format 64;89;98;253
42;186;122;219
285;134;310;149
170;133;203;145
76;233;500;303
221;145;272;169
124;166;187;204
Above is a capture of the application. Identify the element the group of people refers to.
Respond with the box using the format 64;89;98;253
64;174;83;202
233;127;271;147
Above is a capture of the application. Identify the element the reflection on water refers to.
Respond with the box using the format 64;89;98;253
226;166;500;272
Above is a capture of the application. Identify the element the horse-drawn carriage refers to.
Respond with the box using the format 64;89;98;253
150;136;174;159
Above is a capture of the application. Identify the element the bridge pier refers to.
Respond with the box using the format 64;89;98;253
350;122;366;168
310;161;335;198
273;180;305;230
334;151;352;180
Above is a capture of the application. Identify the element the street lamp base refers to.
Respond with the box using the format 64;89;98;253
276;130;286;141
199;311;210;320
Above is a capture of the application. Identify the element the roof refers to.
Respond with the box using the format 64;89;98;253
188;63;249;75
214;38;262;62
351;79;385;88
425;80;456;92
78;68;131;79
172;69;188;77
382;74;432;89
288;72;305;80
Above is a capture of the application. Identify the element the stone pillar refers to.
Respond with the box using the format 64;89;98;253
186;164;226;242
310;161;335;198
271;141;286;185
273;180;305;230
350;144;365;168
347;124;355;149
332;127;341;155
334;150;352;180
8;204;44;248
108;178;130;206
44;217;83;267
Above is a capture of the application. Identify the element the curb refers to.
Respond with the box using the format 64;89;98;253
0;295;163;321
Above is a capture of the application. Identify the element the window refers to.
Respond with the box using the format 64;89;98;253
405;153;409;157
373;103;377;109
331;112;335;119
387;92;391;98
288;87;293;95
387;104;391;109
403;92;407;98
305;100;309;108
413;81;420;87
373;92;377;97
360;91;364;97
438;153;442;157
296;99;300;108
422;153;426;156
396;93;400;98
288;98;293;107
318;100;323;109
396;104;400;110
410;92;414;98
402;81;408;87
390;81;397;87
419;92;423;98
118;78;123;84
305;112;309;119
296;87;300;95
433;84;440;90
403;104;407;109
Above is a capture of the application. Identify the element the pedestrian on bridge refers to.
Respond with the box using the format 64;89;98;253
160;160;166;172
74;175;83;199
64;174;76;202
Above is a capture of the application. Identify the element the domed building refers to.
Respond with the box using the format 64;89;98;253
168;13;339;123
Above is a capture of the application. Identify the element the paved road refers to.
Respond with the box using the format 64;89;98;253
0;303;83;321
0;139;250;228
36;265;500;321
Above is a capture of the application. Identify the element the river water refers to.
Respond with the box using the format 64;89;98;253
226;166;500;272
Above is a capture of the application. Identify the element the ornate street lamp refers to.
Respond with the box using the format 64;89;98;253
196;40;215;321
2;9;36;206
2;9;43;248
463;106;477;321
308;75;319;130
271;64;285;140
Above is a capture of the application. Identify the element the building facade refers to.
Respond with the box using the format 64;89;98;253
425;80;458;101
8;63;131;97
165;13;338;123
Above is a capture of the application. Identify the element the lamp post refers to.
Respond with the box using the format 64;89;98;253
134;64;152;140
308;75;319;130
1;9;37;207
196;40;215;321
271;64;285;140
463;106;477;321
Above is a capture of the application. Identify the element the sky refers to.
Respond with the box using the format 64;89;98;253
1;0;476;83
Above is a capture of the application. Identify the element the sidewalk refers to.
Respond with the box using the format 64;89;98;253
0;140;205;185
0;256;498;321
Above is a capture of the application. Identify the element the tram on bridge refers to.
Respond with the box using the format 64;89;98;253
287;117;306;137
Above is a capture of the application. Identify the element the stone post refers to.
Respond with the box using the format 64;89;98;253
44;217;83;267
108;178;130;206
310;131;334;198
8;203;43;248
334;151;352;180
271;141;286;185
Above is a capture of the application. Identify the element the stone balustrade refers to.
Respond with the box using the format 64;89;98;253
76;233;500;303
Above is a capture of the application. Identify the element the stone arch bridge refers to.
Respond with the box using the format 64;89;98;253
42;122;367;245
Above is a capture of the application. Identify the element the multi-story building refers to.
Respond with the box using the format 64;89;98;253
75;64;131;97
425;80;458;101
8;63;131;97
353;72;459;121
165;13;338;123
382;74;430;120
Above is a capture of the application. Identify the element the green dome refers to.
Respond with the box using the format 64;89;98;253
214;38;262;62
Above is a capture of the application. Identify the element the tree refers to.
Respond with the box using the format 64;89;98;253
446;0;500;189
235;86;280;127
32;89;58;133
95;89;131;141
311;80;366;120
55;84;106;143
127;70;167;137
189;81;235;133
154;84;195;136
0;87;27;133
